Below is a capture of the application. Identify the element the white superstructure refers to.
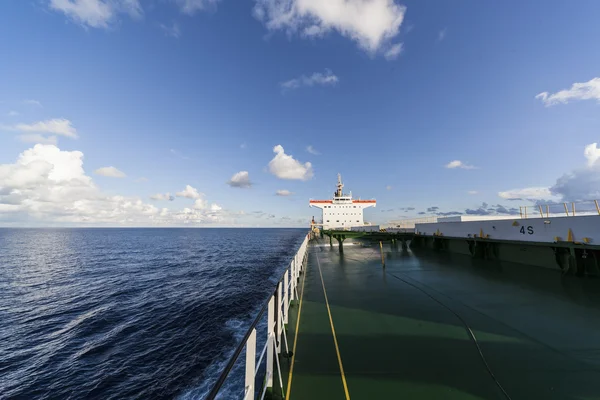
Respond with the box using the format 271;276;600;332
309;174;376;230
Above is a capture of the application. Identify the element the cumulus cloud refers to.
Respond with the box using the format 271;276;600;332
48;0;143;29
306;145;320;155
549;143;600;202
281;69;339;90
0;145;232;226
445;160;477;169
276;189;293;196
536;77;600;107
268;145;313;180
150;193;174;201
176;185;203;199
228;171;252;188
175;0;221;15
254;0;406;56
94;166;126;178
498;187;553;201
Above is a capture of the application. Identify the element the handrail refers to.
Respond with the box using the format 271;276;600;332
204;289;272;400
204;232;310;400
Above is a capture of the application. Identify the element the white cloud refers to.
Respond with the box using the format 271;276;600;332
584;142;600;166
193;198;207;209
384;42;403;60
281;69;339;90
17;134;58;145
386;185;392;190
95;166;126;178
0;145;233;226
176;184;202;199
136;177;149;182
445;160;477;170
536;77;600;107
268;144;313;180
150;192;174;201
306;145;320;155
498;187;553;201
23;100;42;107
49;0;142;29
437;28;447;42
276;189;293;196
159;22;181;38
8;119;78;138
468;190;478;195
7;111;19;117
495;144;600;204
228;171;252;188
175;0;221;15
254;0;406;56
549;143;600;202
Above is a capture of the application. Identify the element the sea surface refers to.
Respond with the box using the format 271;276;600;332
0;228;307;399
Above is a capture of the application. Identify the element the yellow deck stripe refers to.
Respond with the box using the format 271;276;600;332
285;253;307;400
316;254;351;400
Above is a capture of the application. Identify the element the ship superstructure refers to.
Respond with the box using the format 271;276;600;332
309;174;376;230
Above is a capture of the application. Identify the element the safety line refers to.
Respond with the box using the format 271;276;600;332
316;254;351;400
285;252;308;400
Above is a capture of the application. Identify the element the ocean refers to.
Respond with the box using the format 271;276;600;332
0;228;307;399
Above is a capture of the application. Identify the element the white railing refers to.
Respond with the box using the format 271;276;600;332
205;233;310;400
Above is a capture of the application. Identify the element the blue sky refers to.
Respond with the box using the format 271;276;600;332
1;0;600;226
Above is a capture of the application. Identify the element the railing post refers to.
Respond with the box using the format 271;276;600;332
276;282;282;353
290;261;296;302
245;328;256;400
266;296;275;389
284;270;289;324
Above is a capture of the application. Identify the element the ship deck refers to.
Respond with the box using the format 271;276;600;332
280;237;600;400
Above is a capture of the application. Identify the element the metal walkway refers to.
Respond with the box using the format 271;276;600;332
283;238;600;400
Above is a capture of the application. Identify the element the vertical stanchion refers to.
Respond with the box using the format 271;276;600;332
276;282;282;354
379;241;385;268
266;296;274;389
290;260;296;302
284;270;289;324
245;328;257;400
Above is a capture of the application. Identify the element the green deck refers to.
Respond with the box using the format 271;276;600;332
279;238;600;400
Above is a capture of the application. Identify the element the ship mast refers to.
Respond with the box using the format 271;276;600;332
335;173;344;197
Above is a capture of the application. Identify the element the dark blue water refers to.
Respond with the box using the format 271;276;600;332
0;228;306;399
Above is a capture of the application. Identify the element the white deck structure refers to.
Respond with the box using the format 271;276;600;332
309;174;376;230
